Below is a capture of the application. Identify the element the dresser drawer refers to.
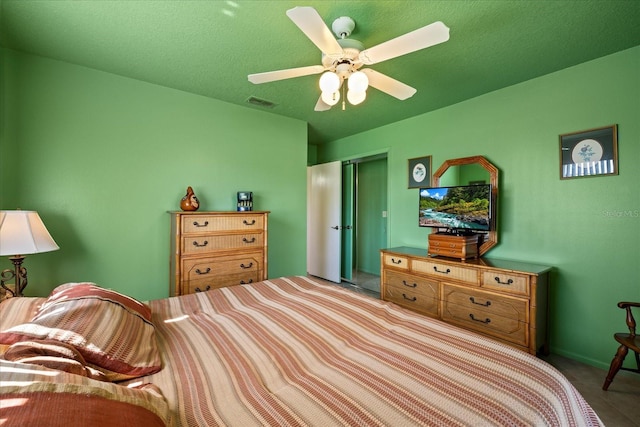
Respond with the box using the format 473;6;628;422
441;284;528;322
481;270;529;296
382;253;410;271
183;279;227;294
383;275;439;317
385;271;438;297
182;253;262;295
441;284;528;346
182;233;264;255
183;253;261;279
183;271;260;294
384;289;438;317
442;301;529;347
413;260;479;284
182;214;264;233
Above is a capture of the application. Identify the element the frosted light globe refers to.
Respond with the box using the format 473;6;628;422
319;72;340;93
321;90;340;106
347;90;366;105
347;71;369;93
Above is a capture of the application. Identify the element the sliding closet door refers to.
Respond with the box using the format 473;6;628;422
341;163;355;282
354;157;387;291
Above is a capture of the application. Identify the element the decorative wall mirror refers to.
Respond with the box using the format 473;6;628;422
432;155;499;257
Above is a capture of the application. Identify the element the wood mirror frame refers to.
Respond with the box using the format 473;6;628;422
432;155;499;257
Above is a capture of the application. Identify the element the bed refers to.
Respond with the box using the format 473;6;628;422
0;276;602;426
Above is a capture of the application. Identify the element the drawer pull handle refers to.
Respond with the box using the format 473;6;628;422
240;262;253;269
494;277;514;285
402;293;417;302
195;285;211;293
469;297;491;307
469;314;491;324
193;240;208;247
193;221;209;227
433;266;451;274
240;279;254;284
391;258;402;265
195;268;211;275
243;237;256;244
402;280;417;288
243;219;256;226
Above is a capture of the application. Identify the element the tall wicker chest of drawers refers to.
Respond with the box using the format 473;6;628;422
381;247;551;355
169;211;269;296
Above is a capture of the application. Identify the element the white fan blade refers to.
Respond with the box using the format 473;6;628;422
314;95;332;111
286;7;344;56
359;21;450;65
248;65;325;84
362;69;417;100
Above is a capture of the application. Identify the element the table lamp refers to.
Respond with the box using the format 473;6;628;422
0;210;59;297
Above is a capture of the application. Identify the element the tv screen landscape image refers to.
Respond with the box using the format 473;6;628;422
419;184;491;230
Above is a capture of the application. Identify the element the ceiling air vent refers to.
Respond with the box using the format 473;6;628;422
246;96;276;109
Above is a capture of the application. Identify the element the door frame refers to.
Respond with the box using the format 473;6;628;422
307;152;389;285
342;153;388;287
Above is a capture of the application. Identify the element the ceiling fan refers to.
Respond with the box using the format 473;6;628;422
248;6;450;111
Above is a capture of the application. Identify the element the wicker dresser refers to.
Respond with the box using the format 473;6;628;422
381;246;551;355
169;211;268;296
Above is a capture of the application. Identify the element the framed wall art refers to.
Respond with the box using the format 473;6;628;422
559;125;618;179
408;156;432;188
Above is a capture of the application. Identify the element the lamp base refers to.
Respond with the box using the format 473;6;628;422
1;255;27;297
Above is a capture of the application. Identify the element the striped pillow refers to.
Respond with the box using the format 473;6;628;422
0;283;161;381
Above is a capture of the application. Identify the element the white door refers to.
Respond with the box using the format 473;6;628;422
307;161;342;283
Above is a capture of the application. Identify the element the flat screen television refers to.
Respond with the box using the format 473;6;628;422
419;184;491;231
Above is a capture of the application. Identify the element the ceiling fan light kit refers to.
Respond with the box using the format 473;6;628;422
348;71;368;93
346;89;366;106
248;7;450;111
319;71;340;93
319;68;368;109
321;89;340;106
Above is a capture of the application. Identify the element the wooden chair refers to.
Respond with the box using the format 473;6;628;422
602;301;640;390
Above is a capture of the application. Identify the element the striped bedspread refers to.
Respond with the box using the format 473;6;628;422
0;359;169;426
142;276;602;427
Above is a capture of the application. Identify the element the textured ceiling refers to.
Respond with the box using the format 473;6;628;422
1;1;639;145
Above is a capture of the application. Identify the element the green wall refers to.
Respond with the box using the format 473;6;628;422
0;48;18;207
318;46;640;369
0;48;308;301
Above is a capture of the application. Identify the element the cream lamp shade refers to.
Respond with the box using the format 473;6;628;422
0;210;59;297
0;210;59;256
